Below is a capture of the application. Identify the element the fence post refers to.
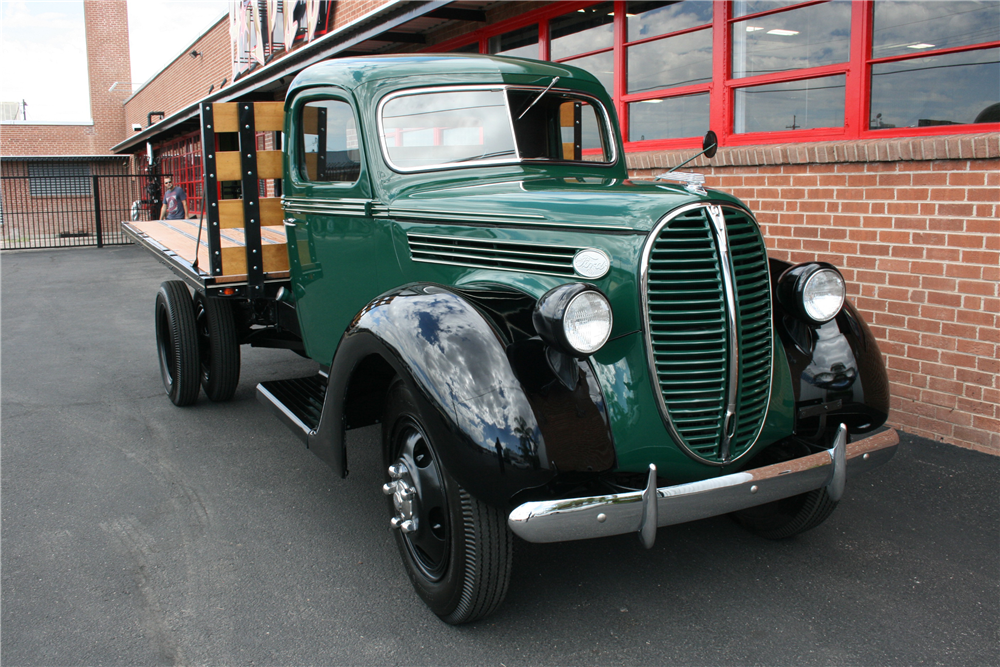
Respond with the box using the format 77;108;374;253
92;175;103;248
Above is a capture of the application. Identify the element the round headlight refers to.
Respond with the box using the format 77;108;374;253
777;262;846;325
563;291;613;355
802;269;845;322
533;283;613;357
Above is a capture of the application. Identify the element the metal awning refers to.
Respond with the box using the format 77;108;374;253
112;0;495;155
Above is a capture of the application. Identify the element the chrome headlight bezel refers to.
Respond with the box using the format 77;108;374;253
533;283;613;357
777;262;846;325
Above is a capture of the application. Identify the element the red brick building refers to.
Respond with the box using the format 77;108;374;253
4;0;999;452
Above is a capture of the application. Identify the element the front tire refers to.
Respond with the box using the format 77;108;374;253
731;439;839;539
382;380;512;624
154;281;200;406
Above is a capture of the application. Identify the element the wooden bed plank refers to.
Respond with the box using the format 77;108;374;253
129;219;289;281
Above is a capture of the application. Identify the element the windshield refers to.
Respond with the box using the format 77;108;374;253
379;86;615;172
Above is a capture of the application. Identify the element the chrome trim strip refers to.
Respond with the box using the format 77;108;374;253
706;205;740;462
256;384;314;445
282;196;370;216
508;427;899;546
391;207;546;223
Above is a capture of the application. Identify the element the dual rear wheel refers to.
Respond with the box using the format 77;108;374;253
154;280;240;406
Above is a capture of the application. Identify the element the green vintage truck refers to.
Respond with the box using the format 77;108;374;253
125;54;898;624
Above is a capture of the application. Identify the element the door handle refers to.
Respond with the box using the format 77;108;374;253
283;218;297;228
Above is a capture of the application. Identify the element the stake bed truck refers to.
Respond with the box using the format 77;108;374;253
124;54;898;624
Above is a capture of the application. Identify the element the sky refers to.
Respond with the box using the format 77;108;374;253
0;0;229;122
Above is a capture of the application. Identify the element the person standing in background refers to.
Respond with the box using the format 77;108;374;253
160;177;189;220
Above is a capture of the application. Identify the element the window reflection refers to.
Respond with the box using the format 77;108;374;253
873;1;1000;59
490;24;538;59
300;100;360;183
628;28;713;93
732;1;851;78
734;75;846;133
629;93;709;141
550;3;614;60
565;50;614;96
870;48;1000;128
626;1;712;40
732;0;803;18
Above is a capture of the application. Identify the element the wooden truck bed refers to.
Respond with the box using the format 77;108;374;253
123;217;289;285
123;101;290;296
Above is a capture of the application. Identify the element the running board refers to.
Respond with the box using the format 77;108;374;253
257;374;327;444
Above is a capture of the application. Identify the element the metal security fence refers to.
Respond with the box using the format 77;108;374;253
1;173;164;250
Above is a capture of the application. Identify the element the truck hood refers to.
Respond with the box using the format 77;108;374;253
382;175;749;234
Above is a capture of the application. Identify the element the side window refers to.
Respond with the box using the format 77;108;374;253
300;99;361;183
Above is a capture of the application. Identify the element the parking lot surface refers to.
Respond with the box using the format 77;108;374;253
2;245;998;666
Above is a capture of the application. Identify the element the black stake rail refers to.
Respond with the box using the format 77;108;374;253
200;102;224;277
238;102;265;297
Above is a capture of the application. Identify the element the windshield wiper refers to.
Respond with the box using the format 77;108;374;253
516;76;560;120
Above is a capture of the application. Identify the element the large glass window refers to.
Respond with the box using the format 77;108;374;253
626;1;713;94
550;3;614;60
431;0;999;147
549;3;615;95
872;1;1000;58
735;75;846;133
300;99;360;183
629;93;710;141
731;1;852;78
489;25;538;59
870;48;1000;128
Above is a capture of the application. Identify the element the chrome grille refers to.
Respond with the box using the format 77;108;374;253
642;205;772;465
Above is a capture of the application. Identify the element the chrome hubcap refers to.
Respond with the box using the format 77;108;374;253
383;461;418;534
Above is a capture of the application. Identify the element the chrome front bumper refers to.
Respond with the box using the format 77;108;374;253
507;425;899;548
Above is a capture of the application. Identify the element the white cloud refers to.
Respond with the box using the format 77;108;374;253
0;1;90;122
127;0;229;87
0;0;229;123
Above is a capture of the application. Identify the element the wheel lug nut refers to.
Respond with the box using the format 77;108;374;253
382;482;396;496
399;519;416;533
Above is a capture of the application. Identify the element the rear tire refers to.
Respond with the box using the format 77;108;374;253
382;380;512;624
155;281;200;406
193;290;240;402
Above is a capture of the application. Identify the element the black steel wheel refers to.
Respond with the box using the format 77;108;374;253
154;280;200;406
382;380;512;624
193;290;240;402
731;440;839;539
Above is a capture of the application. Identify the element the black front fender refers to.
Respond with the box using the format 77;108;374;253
310;284;615;507
769;259;891;440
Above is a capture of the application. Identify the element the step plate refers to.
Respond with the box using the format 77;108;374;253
257;374;327;441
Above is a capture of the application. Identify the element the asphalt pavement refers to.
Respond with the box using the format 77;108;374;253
2;245;998;666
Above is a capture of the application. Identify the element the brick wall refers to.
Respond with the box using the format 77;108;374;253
124;15;231;132
629;133;1000;454
1;0;130;156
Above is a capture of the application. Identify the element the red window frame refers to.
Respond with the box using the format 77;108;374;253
426;0;1000;152
158;131;203;215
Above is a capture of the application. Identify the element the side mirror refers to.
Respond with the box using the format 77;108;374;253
702;130;718;159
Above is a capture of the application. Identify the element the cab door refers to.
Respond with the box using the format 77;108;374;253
284;89;376;365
